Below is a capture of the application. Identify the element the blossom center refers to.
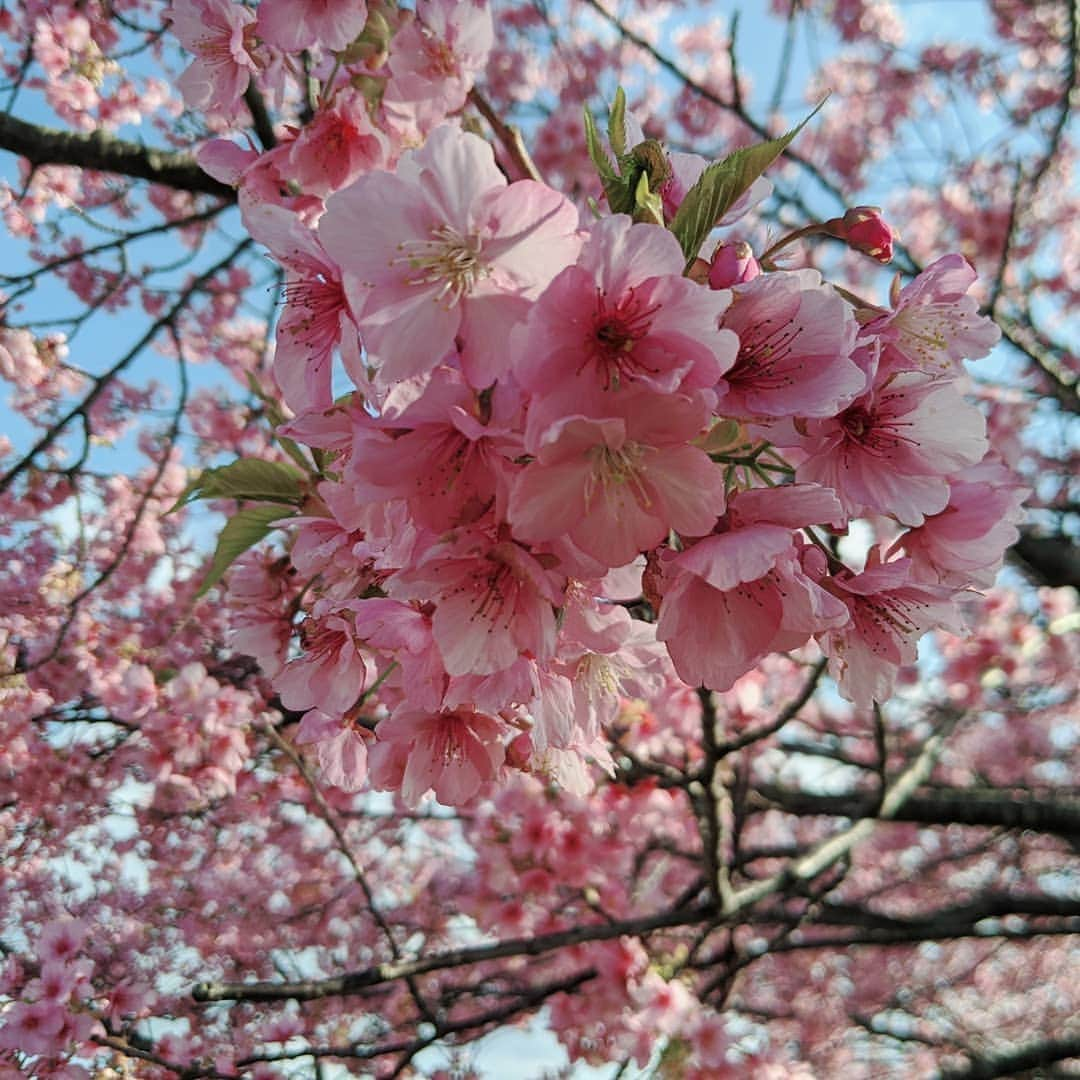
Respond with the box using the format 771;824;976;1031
394;225;488;307
584;442;652;508
891;305;951;369
587;288;661;388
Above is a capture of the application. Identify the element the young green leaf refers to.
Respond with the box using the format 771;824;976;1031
195;505;294;598
170;458;305;513
632;171;665;226
608;86;628;158
669;101;826;269
583;103;617;181
584;95;637;215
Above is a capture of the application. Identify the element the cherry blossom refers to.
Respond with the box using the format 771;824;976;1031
515;214;738;395
256;0;369;54
795;371;989;525
168;0;260;118
320;124;581;388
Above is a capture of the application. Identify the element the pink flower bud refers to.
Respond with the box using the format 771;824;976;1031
827;206;897;263
707;240;761;289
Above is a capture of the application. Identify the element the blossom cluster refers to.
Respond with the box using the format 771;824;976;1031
169;0;1026;807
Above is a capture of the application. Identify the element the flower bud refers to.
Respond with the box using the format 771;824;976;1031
707;240;761;289
826;206;897;264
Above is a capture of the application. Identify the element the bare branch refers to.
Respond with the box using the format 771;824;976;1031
0;110;235;199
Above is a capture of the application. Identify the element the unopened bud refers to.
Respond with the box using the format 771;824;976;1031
708;240;760;289
630;139;671;190
825;206;897;264
506;732;533;770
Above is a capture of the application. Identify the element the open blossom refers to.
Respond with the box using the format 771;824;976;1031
796;370;989;526
817;554;964;707
385;0;494;117
244;204;358;411
39;919;87;966
515;214;737;395
717;269;865;418
256;0;368;53
168;0;259;118
346;366;521;531
388;526;565;676
320;125;581;388
656;486;849;691
374;705;506;806
894;457;1028;587
510;386;725;568
274;604;377;715
555;592;671;733
295;708;370;792
865;253;1001;377
285;90;388;197
0;999;66;1055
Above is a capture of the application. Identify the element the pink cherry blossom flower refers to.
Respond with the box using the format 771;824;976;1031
244;204;358;412
893;457;1028;587
39;919;87;966
865;253;1001;377
718;269;866;418
817;554;964;707
320;125;581;389
274;605;377;715
556;591;671;734
515;214;737;395
385;0;494;117
285;90;388;197
388;526;565;677
353;597;446;712
346;366;521;531
374;705;506;806
796;370;988;526
168;0;259;119
0;999;66;1055
294;708;370;792
656;486;849;691
509;387;725;568
256;0;368;53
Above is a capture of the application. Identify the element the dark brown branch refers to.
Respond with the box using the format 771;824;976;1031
1025;0;1079;194
243;85;278;152
939;1032;1080;1080
713;658;828;756
235;969;596;1067
0;110;235;199
751;784;1080;840
816;894;1080;934
192;902;712;1003
1009;530;1080;590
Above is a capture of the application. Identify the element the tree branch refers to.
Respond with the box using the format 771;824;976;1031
192;902;711;1003
0;111;235;200
939;1032;1080;1080
751;784;1080;841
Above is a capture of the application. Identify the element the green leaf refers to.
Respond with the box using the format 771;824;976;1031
632;171;664;226
170;458;305;513
669;101;826;269
196;505;293;598
608;86;628;158
583;103;617;181
584;96;636;215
